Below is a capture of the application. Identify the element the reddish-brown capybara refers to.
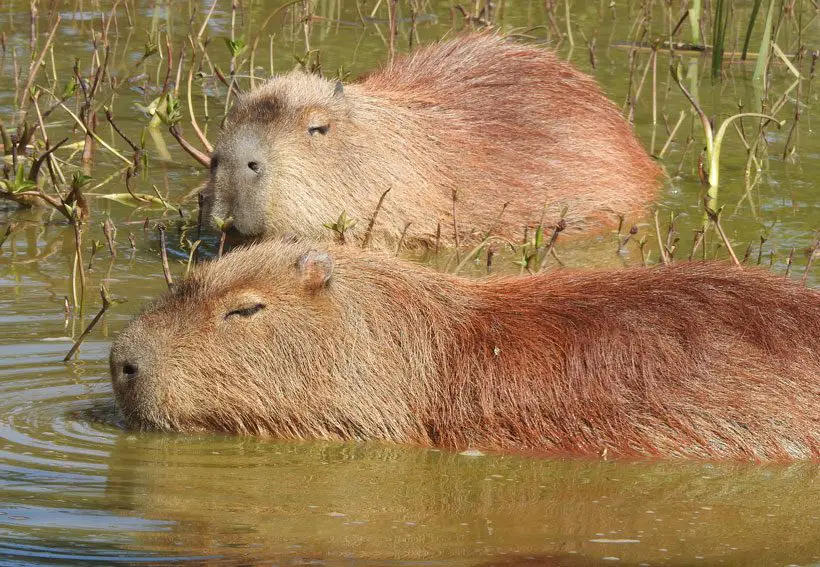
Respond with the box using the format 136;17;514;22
204;33;661;248
109;240;819;461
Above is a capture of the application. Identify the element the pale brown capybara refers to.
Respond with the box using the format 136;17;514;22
109;240;819;461
204;34;661;248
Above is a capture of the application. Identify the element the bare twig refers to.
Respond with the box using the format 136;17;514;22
63;285;112;362
454;236;515;274
103;218;117;258
19;15;62;109
801;239;818;285
71;210;86;309
361;187;391;249
169;125;211;166
658;110;685;158
705;206;740;266
105;108;141;156
158;223;175;290
125;168;151;203
538;219;566;271
618;225;639;254
27;137;69;182
654;209;671;264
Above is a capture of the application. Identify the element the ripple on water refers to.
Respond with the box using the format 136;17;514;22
0;329;150;561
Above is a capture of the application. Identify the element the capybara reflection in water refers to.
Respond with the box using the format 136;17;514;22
204;34;661;248
110;241;819;461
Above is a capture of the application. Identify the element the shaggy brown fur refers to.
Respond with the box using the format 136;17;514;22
204;33;661;248
110;241;819;461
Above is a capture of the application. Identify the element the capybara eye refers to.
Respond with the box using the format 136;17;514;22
247;161;261;173
224;303;266;320
122;363;137;377
307;125;330;136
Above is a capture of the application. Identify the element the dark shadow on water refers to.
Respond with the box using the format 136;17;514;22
72;397;124;430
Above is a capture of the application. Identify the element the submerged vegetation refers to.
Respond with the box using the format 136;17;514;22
0;0;817;359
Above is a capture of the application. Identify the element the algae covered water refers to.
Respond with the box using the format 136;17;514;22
1;0;819;564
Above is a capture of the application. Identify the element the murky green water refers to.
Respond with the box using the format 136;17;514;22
1;0;818;564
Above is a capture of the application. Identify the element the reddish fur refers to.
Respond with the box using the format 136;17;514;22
206;34;661;247
111;241;819;461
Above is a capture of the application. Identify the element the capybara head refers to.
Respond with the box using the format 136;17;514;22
109;240;438;438
206;73;349;237
203;34;661;248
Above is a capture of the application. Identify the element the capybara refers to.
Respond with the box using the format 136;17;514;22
204;34;661;248
110;240;819;461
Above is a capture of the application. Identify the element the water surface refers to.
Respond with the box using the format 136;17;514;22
1;0;818;564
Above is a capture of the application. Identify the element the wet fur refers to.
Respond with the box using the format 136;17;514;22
205;34;661;247
111;241;819;461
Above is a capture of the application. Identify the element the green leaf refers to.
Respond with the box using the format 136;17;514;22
71;172;93;190
212;215;234;231
135;98;160;117
155;93;182;126
98;193;168;209
753;0;776;84
143;42;158;59
224;37;247;58
62;76;79;99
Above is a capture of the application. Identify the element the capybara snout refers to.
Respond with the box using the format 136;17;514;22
111;240;820;460
109;318;184;431
207;127;273;236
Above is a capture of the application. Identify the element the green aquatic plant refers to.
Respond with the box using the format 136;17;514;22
671;62;784;219
710;0;730;80
753;0;777;84
224;36;247;59
741;0;765;60
0;163;37;195
324;211;358;245
687;0;702;45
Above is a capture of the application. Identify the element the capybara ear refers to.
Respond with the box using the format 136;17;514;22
297;250;334;292
333;80;344;99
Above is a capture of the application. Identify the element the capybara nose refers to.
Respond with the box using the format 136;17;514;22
110;349;141;386
227;135;265;181
110;323;162;390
